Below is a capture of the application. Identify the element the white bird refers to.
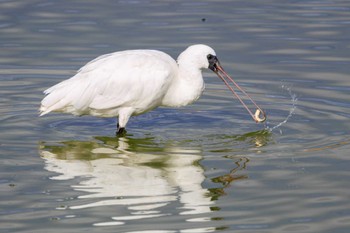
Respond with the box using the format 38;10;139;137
40;44;265;135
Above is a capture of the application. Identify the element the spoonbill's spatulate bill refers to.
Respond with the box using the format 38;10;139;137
40;44;266;135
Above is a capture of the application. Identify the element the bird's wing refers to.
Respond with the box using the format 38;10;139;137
40;50;176;116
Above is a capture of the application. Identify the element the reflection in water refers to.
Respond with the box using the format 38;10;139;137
37;131;272;229
231;130;271;148
211;157;249;197
204;130;272;154
39;136;249;228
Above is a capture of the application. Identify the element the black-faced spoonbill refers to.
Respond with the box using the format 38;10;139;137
40;44;266;135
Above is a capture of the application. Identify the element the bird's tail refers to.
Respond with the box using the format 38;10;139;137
39;90;70;116
39;74;94;116
39;80;75;116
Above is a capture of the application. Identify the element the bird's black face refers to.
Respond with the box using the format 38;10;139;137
207;54;220;72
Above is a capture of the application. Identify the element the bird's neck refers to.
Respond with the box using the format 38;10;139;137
161;64;205;107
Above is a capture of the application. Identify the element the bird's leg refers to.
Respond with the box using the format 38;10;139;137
116;127;127;136
116;123;127;136
116;108;133;137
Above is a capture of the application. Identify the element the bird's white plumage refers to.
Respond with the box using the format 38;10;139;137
40;44;216;129
41;50;175;115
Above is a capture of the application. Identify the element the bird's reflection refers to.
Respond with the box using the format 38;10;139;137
40;136;210;225
210;157;249;198
38;134;256;226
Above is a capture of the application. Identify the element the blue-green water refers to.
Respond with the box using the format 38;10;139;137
1;1;350;232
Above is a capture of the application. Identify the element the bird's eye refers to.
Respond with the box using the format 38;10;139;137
207;54;213;60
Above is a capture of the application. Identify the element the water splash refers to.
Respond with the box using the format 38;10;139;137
266;85;298;134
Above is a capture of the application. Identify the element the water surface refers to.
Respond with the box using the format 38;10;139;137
1;0;350;232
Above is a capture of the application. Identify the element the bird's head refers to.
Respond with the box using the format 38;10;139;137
178;44;217;70
182;44;266;123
